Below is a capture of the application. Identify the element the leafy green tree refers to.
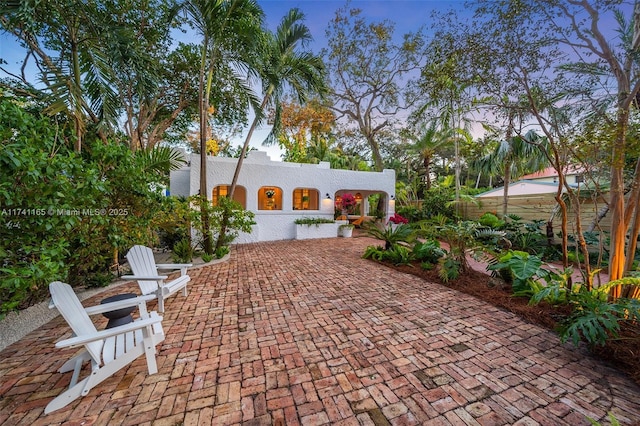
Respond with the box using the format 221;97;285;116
0;96;184;313
0;97;96;312
469;0;640;291
323;4;425;172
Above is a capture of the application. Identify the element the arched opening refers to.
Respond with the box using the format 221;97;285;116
292;188;319;210
259;186;282;210
212;185;246;208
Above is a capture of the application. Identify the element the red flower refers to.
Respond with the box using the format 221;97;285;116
388;213;408;224
341;193;357;209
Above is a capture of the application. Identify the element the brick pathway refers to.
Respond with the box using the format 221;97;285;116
1;236;639;425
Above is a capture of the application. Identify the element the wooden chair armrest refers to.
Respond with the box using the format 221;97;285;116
84;294;156;316
55;313;163;348
156;263;192;269
156;264;191;275
122;275;168;281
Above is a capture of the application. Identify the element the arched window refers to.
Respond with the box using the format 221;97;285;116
258;186;282;210
292;188;319;210
212;185;246;209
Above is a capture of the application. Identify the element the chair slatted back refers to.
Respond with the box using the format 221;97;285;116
126;245;160;296
49;281;103;363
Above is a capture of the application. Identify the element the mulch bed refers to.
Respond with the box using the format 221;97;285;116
386;260;640;387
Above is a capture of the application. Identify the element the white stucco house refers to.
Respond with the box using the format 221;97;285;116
170;151;396;243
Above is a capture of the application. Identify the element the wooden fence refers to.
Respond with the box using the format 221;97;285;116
460;193;611;231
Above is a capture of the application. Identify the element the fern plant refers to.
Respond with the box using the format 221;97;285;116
362;245;385;261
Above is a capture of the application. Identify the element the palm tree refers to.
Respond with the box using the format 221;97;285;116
404;121;453;191
182;0;264;254
216;8;326;250
478;128;550;217
1;0;121;152
228;8;326;197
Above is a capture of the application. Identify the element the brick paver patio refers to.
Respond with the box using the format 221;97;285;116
1;236;640;425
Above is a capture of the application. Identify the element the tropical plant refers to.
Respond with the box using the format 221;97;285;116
362;244;414;266
438;254;460;284
363;245;386;262
478;212;504;229
383;244;414;266
559;289;640;348
172;238;194;263
487;250;543;296
412;240;445;264
436;220;484;274
361;221;415;250
403;120;453;190
421;186;457;220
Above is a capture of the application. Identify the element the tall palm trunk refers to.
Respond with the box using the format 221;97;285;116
229;91;271;198
216;90;271;251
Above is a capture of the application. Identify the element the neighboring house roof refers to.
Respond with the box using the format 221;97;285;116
520;165;584;181
476;180;577;198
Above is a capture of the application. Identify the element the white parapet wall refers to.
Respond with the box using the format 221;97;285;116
170;151;396;243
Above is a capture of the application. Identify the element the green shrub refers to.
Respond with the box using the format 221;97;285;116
215;245;230;259
201;253;213;263
412;240;445;263
438;254;460;283
421;187;457;220
383;244;414;266
487;250;543;296
363;245;386;261
478;212;504;228
420;261;435;270
172;239;194;263
396;205;423;222
294;217;335;225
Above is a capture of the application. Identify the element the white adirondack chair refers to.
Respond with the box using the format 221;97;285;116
46;281;164;414
123;245;192;313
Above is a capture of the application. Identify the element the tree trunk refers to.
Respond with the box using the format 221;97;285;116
368;134;384;172
608;107;630;297
217;91;271;252
199;42;212;255
424;155;432;191
502;160;511;218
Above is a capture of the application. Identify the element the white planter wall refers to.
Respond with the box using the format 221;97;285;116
295;222;343;240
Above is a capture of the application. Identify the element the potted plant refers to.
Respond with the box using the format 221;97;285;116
339;223;355;237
